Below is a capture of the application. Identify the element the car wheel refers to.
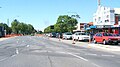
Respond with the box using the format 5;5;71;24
103;40;107;45
93;39;97;44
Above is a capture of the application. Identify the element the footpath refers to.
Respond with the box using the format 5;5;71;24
0;37;9;41
46;37;120;51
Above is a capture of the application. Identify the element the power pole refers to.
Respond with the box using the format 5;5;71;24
98;0;101;6
7;19;9;27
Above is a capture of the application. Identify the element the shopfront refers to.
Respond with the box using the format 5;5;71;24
111;25;120;34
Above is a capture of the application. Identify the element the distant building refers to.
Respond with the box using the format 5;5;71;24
93;3;120;34
73;22;87;32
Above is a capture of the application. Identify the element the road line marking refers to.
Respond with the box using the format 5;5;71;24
101;55;114;57
85;53;97;56
16;48;19;54
55;51;66;54
0;57;8;62
11;54;16;57
26;45;30;47
91;63;101;67
68;53;88;61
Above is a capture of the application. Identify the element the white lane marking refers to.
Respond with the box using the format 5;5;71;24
33;50;47;53
91;63;101;67
55;51;66;54
68;53;88;61
101;54;114;57
26;45;30;47
85;53;97;56
11;54;16;57
0;54;17;62
16;48;19;54
0;57;8;62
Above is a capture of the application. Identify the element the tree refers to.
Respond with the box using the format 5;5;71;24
0;23;12;34
56;15;78;33
44;15;78;33
27;24;35;34
11;19;35;35
11;19;20;34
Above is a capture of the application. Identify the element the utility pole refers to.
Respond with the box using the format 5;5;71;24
98;0;101;6
7;19;9;27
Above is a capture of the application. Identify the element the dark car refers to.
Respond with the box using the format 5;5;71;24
56;33;63;38
50;32;56;37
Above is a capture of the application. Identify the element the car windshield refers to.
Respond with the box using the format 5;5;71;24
113;34;120;36
78;33;87;35
103;33;113;36
66;33;72;35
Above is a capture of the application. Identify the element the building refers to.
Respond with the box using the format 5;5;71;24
92;0;120;34
73;22;87;32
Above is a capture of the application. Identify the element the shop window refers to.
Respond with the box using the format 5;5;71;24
105;20;109;22
110;10;115;13
107;15;109;18
98;17;101;21
118;16;120;21
95;19;96;22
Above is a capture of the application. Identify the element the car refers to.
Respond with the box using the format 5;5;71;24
56;33;63;38
50;32;56;37
77;33;90;41
72;32;90;41
93;32;120;45
63;32;72;40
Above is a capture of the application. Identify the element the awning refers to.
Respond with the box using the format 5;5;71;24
90;26;96;28
86;28;91;30
111;25;120;28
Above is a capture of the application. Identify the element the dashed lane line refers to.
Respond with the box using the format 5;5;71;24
68;52;89;61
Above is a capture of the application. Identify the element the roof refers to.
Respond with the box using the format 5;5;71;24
88;22;93;25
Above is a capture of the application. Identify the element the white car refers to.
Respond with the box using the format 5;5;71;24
72;32;90;41
63;32;72;40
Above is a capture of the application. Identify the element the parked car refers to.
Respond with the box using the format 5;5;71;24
93;32;120;45
56;33;63;38
77;33;90;41
72;32;90;41
63;32;72;40
50;32;56;37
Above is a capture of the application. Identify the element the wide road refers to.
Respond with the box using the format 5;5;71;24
0;36;120;67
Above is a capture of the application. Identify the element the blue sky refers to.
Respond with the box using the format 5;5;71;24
0;0;120;31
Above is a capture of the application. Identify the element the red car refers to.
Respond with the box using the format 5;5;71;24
93;32;120;45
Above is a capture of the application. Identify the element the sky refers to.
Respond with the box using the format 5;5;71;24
0;0;120;31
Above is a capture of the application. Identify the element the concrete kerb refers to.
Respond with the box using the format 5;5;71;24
0;36;17;41
88;43;120;51
47;37;120;51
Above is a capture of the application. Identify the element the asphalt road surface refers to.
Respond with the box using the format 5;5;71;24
0;36;120;67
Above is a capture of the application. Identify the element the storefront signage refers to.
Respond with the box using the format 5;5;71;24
96;26;104;28
96;25;111;28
